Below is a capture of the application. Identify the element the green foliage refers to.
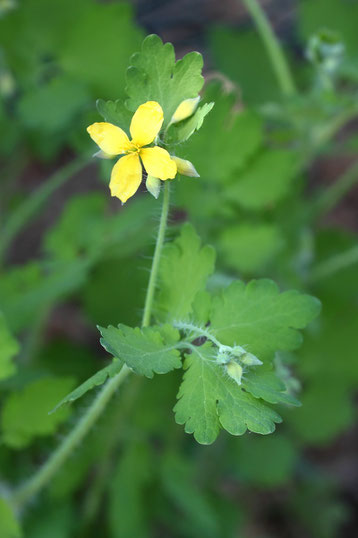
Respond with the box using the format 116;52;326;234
227;149;300;209
1;377;75;448
174;342;282;444
299;0;358;58
99;324;182;378
209;27;283;103
0;498;22;538
52;360;122;413
0;6;357;535
44;193;156;263
17;77;89;132
25;501;74;538
96;98;132;130
0;313;19;380
180;83;263;184
82;256;150;328
210;279;320;360
58;2;144;98
166;102;215;145
243;364;300;406
0;260;89;332
235;434;297;487
44;193;107;261
160;451;220;537
289;298;358;444
126;34;204;127
94;224;319;444
109;442;152;538
218;223;284;274
155;223;215;321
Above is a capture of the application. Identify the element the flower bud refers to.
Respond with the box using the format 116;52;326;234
225;361;243;385
172;157;199;177
171;96;200;124
240;353;262;366
231;345;246;358
146;175;161;199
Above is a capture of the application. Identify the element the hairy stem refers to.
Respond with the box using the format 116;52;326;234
242;0;296;96
10;182;171;511
173;321;246;355
142;181;170;327
11;365;131;511
0;155;90;265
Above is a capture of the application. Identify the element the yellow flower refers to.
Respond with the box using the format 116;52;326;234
87;101;177;203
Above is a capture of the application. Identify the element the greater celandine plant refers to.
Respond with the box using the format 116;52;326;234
6;34;320;517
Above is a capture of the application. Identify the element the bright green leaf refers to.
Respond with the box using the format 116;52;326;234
126;34;204;127
155;223;215;321
99;324;182;378
243;365;300;406
210;279;321;361
174;343;282;444
96;99;132;131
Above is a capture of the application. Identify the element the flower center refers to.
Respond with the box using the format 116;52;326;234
126;143;141;155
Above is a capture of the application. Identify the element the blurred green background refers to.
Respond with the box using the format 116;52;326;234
0;0;357;536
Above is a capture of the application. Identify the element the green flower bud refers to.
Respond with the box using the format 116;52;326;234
240;353;262;366
225;361;243;385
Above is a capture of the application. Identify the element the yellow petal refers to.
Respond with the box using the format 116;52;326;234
87;122;131;156
172;156;199;177
140;147;177;180
130;101;163;147
109;154;142;204
171;96;200;124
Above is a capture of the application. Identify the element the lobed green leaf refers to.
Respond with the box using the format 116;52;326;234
99;324;182;378
174;343;282;444
210;279;321;361
155;223;215;322
126;34;204;127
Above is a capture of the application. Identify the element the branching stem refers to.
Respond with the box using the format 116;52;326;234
10;181;171;511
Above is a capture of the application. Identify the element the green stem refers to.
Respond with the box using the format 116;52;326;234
241;0;296;96
142;181;170;327
0;155;90;265
10;181;171;511
11;365;131;511
311;160;358;219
